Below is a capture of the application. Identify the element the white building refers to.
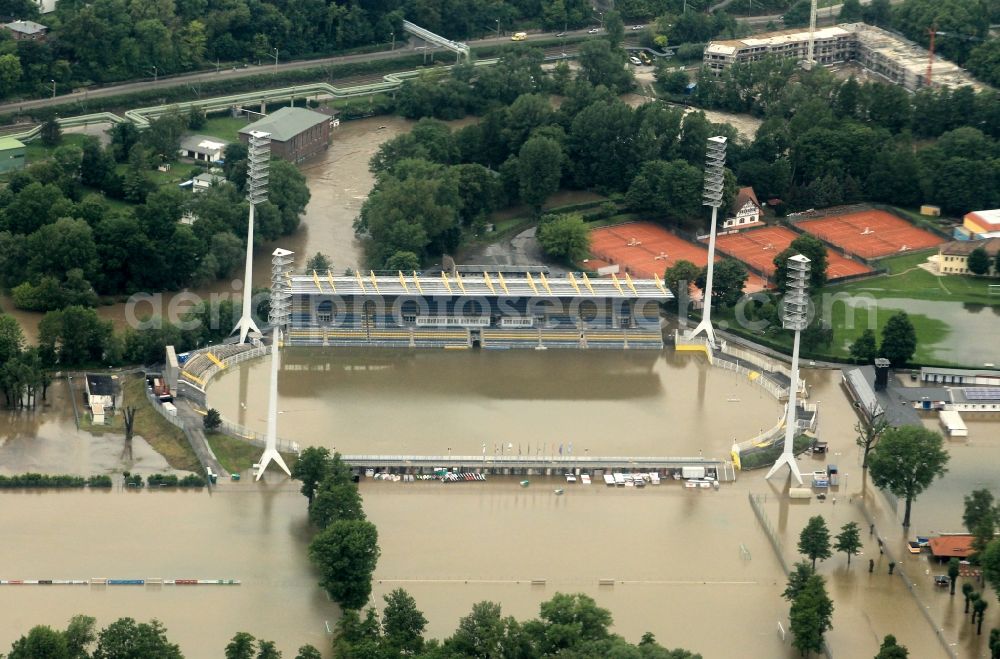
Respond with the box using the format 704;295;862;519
704;23;981;91
35;0;58;13
179;134;228;163
723;187;763;230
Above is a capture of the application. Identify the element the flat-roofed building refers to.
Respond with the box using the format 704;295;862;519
704;23;980;91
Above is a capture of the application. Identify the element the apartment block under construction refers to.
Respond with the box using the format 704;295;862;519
703;23;980;91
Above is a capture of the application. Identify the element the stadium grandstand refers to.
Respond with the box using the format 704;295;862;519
284;269;671;350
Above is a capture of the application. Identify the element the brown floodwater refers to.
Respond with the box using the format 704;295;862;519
0;378;175;476
207;348;784;458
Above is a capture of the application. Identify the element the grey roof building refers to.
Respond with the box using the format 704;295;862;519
238;107;332;163
4;20;47;40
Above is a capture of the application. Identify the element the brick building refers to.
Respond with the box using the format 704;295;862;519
238;107;331;163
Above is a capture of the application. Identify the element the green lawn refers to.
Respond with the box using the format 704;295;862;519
23;133;89;164
196;115;253;143
206;432;298;475
831;252;998;305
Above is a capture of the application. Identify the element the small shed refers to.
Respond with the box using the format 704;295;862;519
179;134;228;163
920;205;941;217
939;410;968;437
84;374;116;409
0;137;26;173
928;535;974;561
91;402;105;424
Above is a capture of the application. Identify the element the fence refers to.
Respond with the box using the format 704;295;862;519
748;492;834;659
721;343;791;380
713;357;789;400
179;343;300;455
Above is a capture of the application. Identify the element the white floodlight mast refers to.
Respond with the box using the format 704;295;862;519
687;136;727;347
256;247;294;481
766;253;811;486
235;130;271;343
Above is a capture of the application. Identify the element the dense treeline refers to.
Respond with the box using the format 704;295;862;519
357;44;739;268
0;114;308;312
0;473;111;488
333;589;702;658
0;0;597;100
688;58;1000;215
291;447;380;611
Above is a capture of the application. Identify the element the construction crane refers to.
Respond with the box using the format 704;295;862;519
925;25;984;87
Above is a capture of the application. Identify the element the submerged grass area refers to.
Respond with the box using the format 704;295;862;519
206;432;298;475
122;377;200;472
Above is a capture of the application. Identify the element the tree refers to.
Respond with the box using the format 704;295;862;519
862;0;891;26
783;562;814;602
798;516;832;570
204;408;221;431
943;557;961;596
625;159;703;222
663;259;701;304
695;258;748;308
256;640;280;659
305;253;331;273
309;519;380;609
981;540;1000;602
990;627;1000;659
40;119;62;147
964;489;999;555
382;588;427;655
964;581;977;612
226;632;256;659
604;9;625;48
92;618;182;659
518;136;563;213
838;0;863;22
849;329;878;364
879;312;917;367
537;213;590;264
291;446;332;505
855;411;889;470
782;0;812;28
108;123;140;163
868;425;950;528
789;573;834;657
834;521;861;565
772;235;828;293
64;615;95;659
875;634;909;659
976;598;989;635
968;247;991;275
576;39;632;93
309;480;365;529
294;646;322;659
384;251;421;272
8;625;70;659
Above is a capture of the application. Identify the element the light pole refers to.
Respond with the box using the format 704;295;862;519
273;48;278;73
495;19;500;38
256;247;294;481
234;130;271;343
687;136;727;348
50;79;55;99
151;66;158;83
765;253;810;487
390;31;395;51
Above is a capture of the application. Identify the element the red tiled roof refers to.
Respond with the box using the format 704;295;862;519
731;187;760;215
928;535;974;558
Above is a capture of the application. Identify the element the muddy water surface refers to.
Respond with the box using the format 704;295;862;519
208;348;784;457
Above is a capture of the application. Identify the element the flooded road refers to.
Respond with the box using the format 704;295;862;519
208;348;784;458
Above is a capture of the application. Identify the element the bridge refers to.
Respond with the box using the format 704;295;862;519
402;20;471;62
340;454;737;481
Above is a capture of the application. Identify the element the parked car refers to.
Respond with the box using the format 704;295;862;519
629;56;642;65
588;27;600;34
631;24;645;30
555;31;567;37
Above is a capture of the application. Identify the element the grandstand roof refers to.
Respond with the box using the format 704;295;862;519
288;272;673;300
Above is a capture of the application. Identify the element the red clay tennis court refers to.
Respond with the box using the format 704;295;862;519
588;222;713;279
795;210;944;259
713;226;873;280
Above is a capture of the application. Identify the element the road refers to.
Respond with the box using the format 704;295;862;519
0;28;603;116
